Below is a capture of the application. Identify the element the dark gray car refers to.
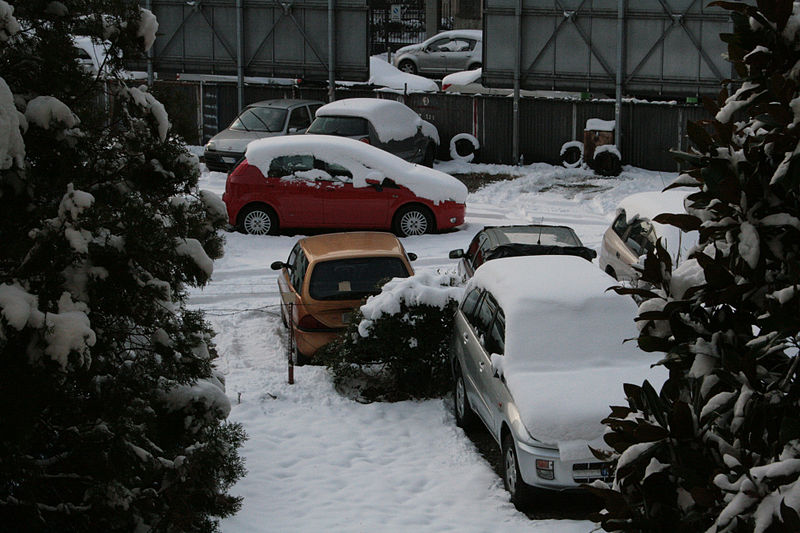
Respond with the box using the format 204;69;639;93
203;99;323;172
448;224;594;280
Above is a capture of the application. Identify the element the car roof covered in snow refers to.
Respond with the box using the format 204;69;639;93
244;134;467;204
313;98;439;144
246;99;322;109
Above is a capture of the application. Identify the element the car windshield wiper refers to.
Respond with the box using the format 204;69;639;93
251;114;274;132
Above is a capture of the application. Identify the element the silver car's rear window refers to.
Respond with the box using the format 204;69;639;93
307;116;369;137
231;107;287;132
309;257;408;300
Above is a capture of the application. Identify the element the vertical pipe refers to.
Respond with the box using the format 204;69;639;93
328;0;336;102
615;0;624;150
512;0;522;164
236;0;244;112
146;0;153;86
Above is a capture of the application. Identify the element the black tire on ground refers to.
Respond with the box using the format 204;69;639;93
560;146;583;168
593;150;622;177
238;204;279;235
398;60;417;75
502;433;536;511
468;62;481;70
454;364;477;429
393;205;434;237
422;143;437;167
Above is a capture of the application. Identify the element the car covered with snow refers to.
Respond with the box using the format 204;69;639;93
222;135;467;236
203;99;323;172
271;232;416;363
448;224;594;280
306;98;439;166
393;29;482;77
451;255;666;509
599;190;698;280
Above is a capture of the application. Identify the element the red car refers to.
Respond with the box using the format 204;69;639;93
222;135;468;237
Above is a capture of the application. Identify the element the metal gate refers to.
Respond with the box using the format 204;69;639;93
369;0;427;56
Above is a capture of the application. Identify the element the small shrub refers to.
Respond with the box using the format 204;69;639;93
318;272;463;402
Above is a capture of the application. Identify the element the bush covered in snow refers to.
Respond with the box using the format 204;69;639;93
0;1;243;530
318;272;463;401
592;2;800;532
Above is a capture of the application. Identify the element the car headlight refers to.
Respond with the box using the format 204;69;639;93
205;140;216;152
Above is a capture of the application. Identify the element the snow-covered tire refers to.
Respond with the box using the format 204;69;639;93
393;204;434;237
239;204;279;235
449;133;480;163
592;146;622;177
560;141;584;168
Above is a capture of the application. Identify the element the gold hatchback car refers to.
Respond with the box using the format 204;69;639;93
271;232;416;363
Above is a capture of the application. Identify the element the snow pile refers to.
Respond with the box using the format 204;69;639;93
357;271;463;337
245;135;467;204
0;0;20;42
367;56;438;93
469;255;666;446
161;376;231;420
586;118;615;131
314;97;439;145
0;76;24;169
442;67;482;88
176;238;214;278
25;96;79;130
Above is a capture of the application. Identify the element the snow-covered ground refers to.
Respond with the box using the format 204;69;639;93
192;159;676;532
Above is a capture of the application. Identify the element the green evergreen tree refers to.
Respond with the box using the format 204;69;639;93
0;1;245;530
592;1;800;531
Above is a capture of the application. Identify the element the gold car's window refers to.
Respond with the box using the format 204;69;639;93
291;250;308;290
308;257;409;300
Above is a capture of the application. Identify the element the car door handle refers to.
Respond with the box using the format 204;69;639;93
616;251;620;258
478;361;486;372
462;332;469;344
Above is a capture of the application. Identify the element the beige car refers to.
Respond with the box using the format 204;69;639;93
271;232;415;363
599;190;697;280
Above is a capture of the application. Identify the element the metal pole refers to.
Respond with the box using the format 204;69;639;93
146;0;153;86
236;0;244;112
328;0;336;102
288;303;295;385
512;0;522;164
615;0;624;150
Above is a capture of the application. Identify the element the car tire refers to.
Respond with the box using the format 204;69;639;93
468;62;481;70
449;133;480;163
422;143;436;167
398;59;417;75
605;266;617;280
502;433;536;510
560;142;584;168
454;364;477;429
393;205;434;237
239;205;279;235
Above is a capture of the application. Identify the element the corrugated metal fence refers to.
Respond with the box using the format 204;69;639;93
154;80;709;172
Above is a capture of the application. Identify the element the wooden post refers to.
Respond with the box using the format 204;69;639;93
288;303;295;385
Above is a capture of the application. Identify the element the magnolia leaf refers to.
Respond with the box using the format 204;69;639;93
669;401;695;439
607;286;661;300
638;335;673;353
634;421;670;442
653;213;701;232
642;380;669;429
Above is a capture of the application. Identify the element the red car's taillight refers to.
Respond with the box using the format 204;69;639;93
442;83;451;91
359;137;370;144
297;314;329;330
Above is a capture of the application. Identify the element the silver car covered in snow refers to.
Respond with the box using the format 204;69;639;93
451;255;666;509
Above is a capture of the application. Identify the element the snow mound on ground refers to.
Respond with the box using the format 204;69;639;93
368;56;438;93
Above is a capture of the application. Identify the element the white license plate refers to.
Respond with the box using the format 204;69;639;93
222;156;237;164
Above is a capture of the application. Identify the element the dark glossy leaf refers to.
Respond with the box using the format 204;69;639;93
642;380;669;428
687;121;714;152
634;422;670;442
780;499;800;531
638;335;673;353
624;383;643;409
653;213;701;232
669;401;695;439
607;286;661;300
779;416;800;447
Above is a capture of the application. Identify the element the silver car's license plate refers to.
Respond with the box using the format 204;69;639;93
222;156;237;164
